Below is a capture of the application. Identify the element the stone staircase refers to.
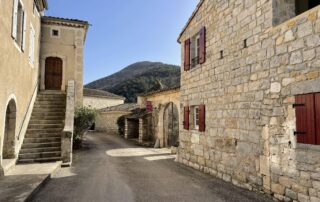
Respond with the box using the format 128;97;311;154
18;91;66;163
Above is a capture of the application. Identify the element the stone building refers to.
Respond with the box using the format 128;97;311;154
83;88;125;110
0;0;88;174
178;0;320;201
124;87;180;148
96;103;139;133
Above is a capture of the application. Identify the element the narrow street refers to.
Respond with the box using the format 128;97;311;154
31;133;273;202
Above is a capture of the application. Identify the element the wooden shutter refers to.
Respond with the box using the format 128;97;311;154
183;106;189;130
21;11;27;51
199;27;206;64
295;94;316;144
184;39;191;71
146;101;153;112
199;104;206;132
12;0;19;39
316;93;320;145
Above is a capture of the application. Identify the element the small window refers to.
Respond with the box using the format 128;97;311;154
189;106;200;130
52;29;59;37
296;0;320;16
220;50;224;59
243;39;248;48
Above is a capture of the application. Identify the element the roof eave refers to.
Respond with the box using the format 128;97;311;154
177;0;205;44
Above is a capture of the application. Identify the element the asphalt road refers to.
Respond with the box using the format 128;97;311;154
31;132;273;202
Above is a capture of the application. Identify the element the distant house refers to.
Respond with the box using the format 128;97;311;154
123;86;180;148
83;88;125;110
96;103;139;133
0;0;88;173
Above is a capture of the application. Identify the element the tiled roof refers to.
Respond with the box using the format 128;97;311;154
42;16;89;27
83;88;125;100
177;0;205;43
124;108;150;119
139;85;180;97
100;103;140;112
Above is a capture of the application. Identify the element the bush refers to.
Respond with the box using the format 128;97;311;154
74;107;97;148
117;116;126;136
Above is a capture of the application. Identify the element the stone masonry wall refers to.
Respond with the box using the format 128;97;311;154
179;0;320;201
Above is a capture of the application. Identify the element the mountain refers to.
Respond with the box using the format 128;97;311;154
85;61;180;103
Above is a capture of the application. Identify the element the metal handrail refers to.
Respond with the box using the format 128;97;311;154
17;81;39;140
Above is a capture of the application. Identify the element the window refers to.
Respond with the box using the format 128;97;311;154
12;0;26;51
184;26;206;71
294;93;320;145
296;0;320;15
52;29;59;37
184;105;205;132
193;106;200;130
29;25;35;65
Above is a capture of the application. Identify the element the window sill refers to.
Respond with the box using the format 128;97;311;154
296;143;320;152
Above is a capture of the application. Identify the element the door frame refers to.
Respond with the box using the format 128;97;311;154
40;55;66;91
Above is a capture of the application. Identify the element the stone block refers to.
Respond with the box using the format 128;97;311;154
272;183;285;195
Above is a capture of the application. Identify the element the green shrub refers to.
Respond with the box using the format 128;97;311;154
117;116;126;136
74;107;97;147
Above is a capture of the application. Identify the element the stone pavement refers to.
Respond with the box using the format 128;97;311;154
31;132;273;202
0;162;61;202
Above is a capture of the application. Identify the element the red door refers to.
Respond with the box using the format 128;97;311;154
45;57;62;90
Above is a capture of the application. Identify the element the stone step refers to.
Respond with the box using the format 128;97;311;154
30;115;65;121
23;137;61;144
31;112;65;117
36;98;66;102
27;128;62;134
20;147;61;154
19;151;61;160
25;134;61;139
29;119;64;125
39;91;65;95
28;124;64;129
33;105;66;109
35;100;66;105
18;156;61;164
21;142;61;149
32;108;66;113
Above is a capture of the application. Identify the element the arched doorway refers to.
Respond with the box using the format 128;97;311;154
2;99;17;159
45;57;63;90
163;102;179;147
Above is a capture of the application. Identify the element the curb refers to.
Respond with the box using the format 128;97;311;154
24;162;62;202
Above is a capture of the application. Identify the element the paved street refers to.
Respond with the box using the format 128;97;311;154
31;132;273;202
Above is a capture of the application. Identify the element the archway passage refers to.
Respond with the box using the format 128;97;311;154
3;100;17;159
45;57;63;90
163;103;179;147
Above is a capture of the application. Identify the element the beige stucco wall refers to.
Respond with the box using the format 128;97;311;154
83;96;124;110
96;111;131;133
40;22;86;106
0;0;40;167
0;0;42;167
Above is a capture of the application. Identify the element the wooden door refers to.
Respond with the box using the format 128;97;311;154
45;57;62;90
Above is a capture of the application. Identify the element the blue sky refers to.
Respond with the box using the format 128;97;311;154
46;0;198;84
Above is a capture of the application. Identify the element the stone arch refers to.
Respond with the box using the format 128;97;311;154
161;102;179;147
2;99;17;160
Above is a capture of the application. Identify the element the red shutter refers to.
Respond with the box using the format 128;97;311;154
295;94;316;144
199;27;206;64
199;104;206;132
146;101;153;112
316;93;320;145
184;39;191;71
183;106;189;130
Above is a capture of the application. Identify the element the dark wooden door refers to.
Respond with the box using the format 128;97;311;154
45;57;62;90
